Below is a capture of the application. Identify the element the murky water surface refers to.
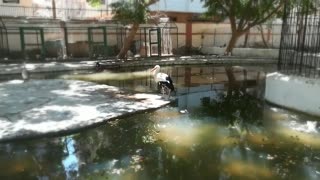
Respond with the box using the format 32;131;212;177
1;65;320;180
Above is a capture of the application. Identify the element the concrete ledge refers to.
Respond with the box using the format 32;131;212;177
0;61;96;75
201;47;279;59
0;56;277;76
265;72;320;117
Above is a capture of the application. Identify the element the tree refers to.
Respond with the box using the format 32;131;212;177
111;0;159;59
52;0;56;19
201;0;287;55
202;0;317;55
201;0;315;94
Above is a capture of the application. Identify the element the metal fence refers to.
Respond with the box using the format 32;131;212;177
278;2;320;78
0;18;178;61
0;18;9;58
208;23;282;49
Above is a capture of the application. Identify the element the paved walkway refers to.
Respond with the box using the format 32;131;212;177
0;79;170;142
0;61;96;75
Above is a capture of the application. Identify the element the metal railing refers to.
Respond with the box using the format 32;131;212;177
0;17;9;57
278;3;320;78
0;5;112;20
0;22;179;60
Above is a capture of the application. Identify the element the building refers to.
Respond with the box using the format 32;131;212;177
150;0;206;23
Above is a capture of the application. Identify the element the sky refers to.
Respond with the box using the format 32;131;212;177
149;0;206;13
30;0;206;13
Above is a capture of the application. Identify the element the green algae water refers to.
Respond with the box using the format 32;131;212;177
1;65;320;180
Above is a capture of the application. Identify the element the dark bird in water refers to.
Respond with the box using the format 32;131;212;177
150;65;175;97
95;62;102;71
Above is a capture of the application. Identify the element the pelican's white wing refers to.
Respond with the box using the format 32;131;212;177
155;72;169;82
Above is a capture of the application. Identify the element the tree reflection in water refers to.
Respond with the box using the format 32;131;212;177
0;96;314;179
195;89;263;133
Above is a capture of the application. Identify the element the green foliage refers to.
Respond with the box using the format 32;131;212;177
202;0;316;27
111;0;150;24
202;0;284;25
87;0;102;8
201;0;316;53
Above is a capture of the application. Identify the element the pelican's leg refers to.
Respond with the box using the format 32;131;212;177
161;85;165;95
164;86;170;99
160;85;166;98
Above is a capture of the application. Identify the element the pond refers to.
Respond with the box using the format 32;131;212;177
1;65;320;180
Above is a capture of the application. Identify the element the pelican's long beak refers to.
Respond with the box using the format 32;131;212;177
151;67;157;72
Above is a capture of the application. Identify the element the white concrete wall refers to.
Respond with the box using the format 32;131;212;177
201;47;279;58
3;19;281;54
265;72;320;117
176;23;186;48
4;21;120;52
192;22;282;48
192;22;221;47
0;0;31;6
0;0;33;17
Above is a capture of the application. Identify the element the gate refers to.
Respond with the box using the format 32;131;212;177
88;27;107;59
279;1;320;78
149;28;161;57
20;27;45;60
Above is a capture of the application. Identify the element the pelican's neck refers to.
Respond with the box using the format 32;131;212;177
152;68;160;77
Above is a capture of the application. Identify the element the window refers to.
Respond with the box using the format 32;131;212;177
3;0;19;3
169;17;177;22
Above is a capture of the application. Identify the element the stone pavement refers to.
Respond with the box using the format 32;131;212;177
0;79;170;142
0;56;277;75
0;61;97;75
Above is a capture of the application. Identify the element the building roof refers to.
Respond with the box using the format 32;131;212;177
149;0;206;13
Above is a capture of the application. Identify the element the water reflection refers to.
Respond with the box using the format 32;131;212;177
0;140;65;179
1;65;320;179
177;85;223;109
62;137;79;179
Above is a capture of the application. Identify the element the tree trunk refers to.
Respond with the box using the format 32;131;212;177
184;67;191;86
258;25;269;48
117;23;140;59
52;0;56;19
59;21;67;59
241;69;247;94
297;14;305;51
243;30;250;48
225;66;237;96
225;32;241;55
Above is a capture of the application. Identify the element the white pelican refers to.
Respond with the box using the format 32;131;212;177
150;65;175;96
21;63;29;81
